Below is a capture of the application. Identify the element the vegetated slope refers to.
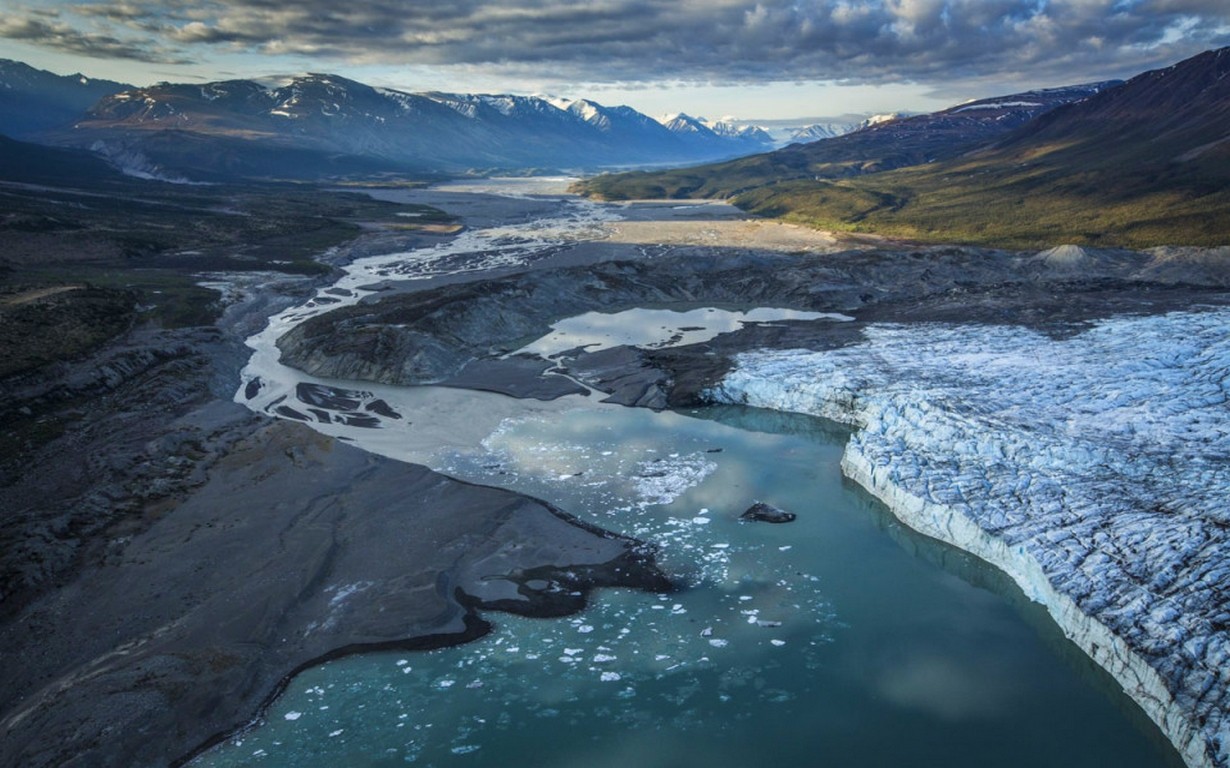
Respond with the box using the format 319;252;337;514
735;46;1230;248
582;47;1230;248
576;82;1113;200
0;59;129;139
58;73;770;180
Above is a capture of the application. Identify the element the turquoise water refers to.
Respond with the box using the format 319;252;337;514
195;405;1180;768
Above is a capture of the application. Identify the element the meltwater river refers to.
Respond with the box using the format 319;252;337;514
197;180;1180;767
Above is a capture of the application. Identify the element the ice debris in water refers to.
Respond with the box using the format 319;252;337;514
709;308;1230;763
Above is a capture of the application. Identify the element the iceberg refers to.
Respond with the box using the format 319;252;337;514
707;309;1230;768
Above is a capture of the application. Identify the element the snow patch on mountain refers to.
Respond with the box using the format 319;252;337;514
786;122;857;143
858;112;910;130
953;100;1044;112
706;309;1230;768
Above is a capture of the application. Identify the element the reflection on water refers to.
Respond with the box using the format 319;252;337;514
195;405;1180;768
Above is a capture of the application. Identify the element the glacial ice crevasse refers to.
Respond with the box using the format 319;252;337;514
707;310;1230;768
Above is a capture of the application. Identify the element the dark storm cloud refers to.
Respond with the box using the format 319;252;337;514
0;14;189;63
5;0;1229;84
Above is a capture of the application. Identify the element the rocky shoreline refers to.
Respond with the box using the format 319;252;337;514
0;225;675;767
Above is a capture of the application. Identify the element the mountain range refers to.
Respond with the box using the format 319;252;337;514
578;46;1230;248
578;81;1117;200
0;59;129;140
0;63;780;180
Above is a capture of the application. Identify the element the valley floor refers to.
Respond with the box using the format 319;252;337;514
1;178;1227;767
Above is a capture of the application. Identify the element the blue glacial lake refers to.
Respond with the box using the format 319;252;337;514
194;402;1180;767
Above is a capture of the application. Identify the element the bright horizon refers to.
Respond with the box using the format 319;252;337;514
2;1;1228;122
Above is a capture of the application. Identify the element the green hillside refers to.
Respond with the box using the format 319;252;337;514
577;48;1230;249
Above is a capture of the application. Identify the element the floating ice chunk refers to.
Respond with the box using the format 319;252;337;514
328;729;344;737
593;654;617;663
284;711;302;721
692;517;712;525
600;672;622;682
708;638;729;648
771;639;787;647
577;625;594;634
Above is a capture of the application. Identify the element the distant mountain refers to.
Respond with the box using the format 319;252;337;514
998;47;1230;162
580;47;1230;248
655;113;774;151
702;119;775;147
0;59;130;139
577;80;1116;200
45;71;769;180
786;122;857;144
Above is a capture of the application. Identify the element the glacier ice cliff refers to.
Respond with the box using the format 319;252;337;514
707;308;1230;768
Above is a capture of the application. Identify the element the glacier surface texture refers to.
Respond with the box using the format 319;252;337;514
708;309;1230;768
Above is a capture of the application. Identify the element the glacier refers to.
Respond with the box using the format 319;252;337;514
706;308;1230;768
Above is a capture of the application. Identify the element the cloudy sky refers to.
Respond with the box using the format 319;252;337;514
3;0;1228;119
